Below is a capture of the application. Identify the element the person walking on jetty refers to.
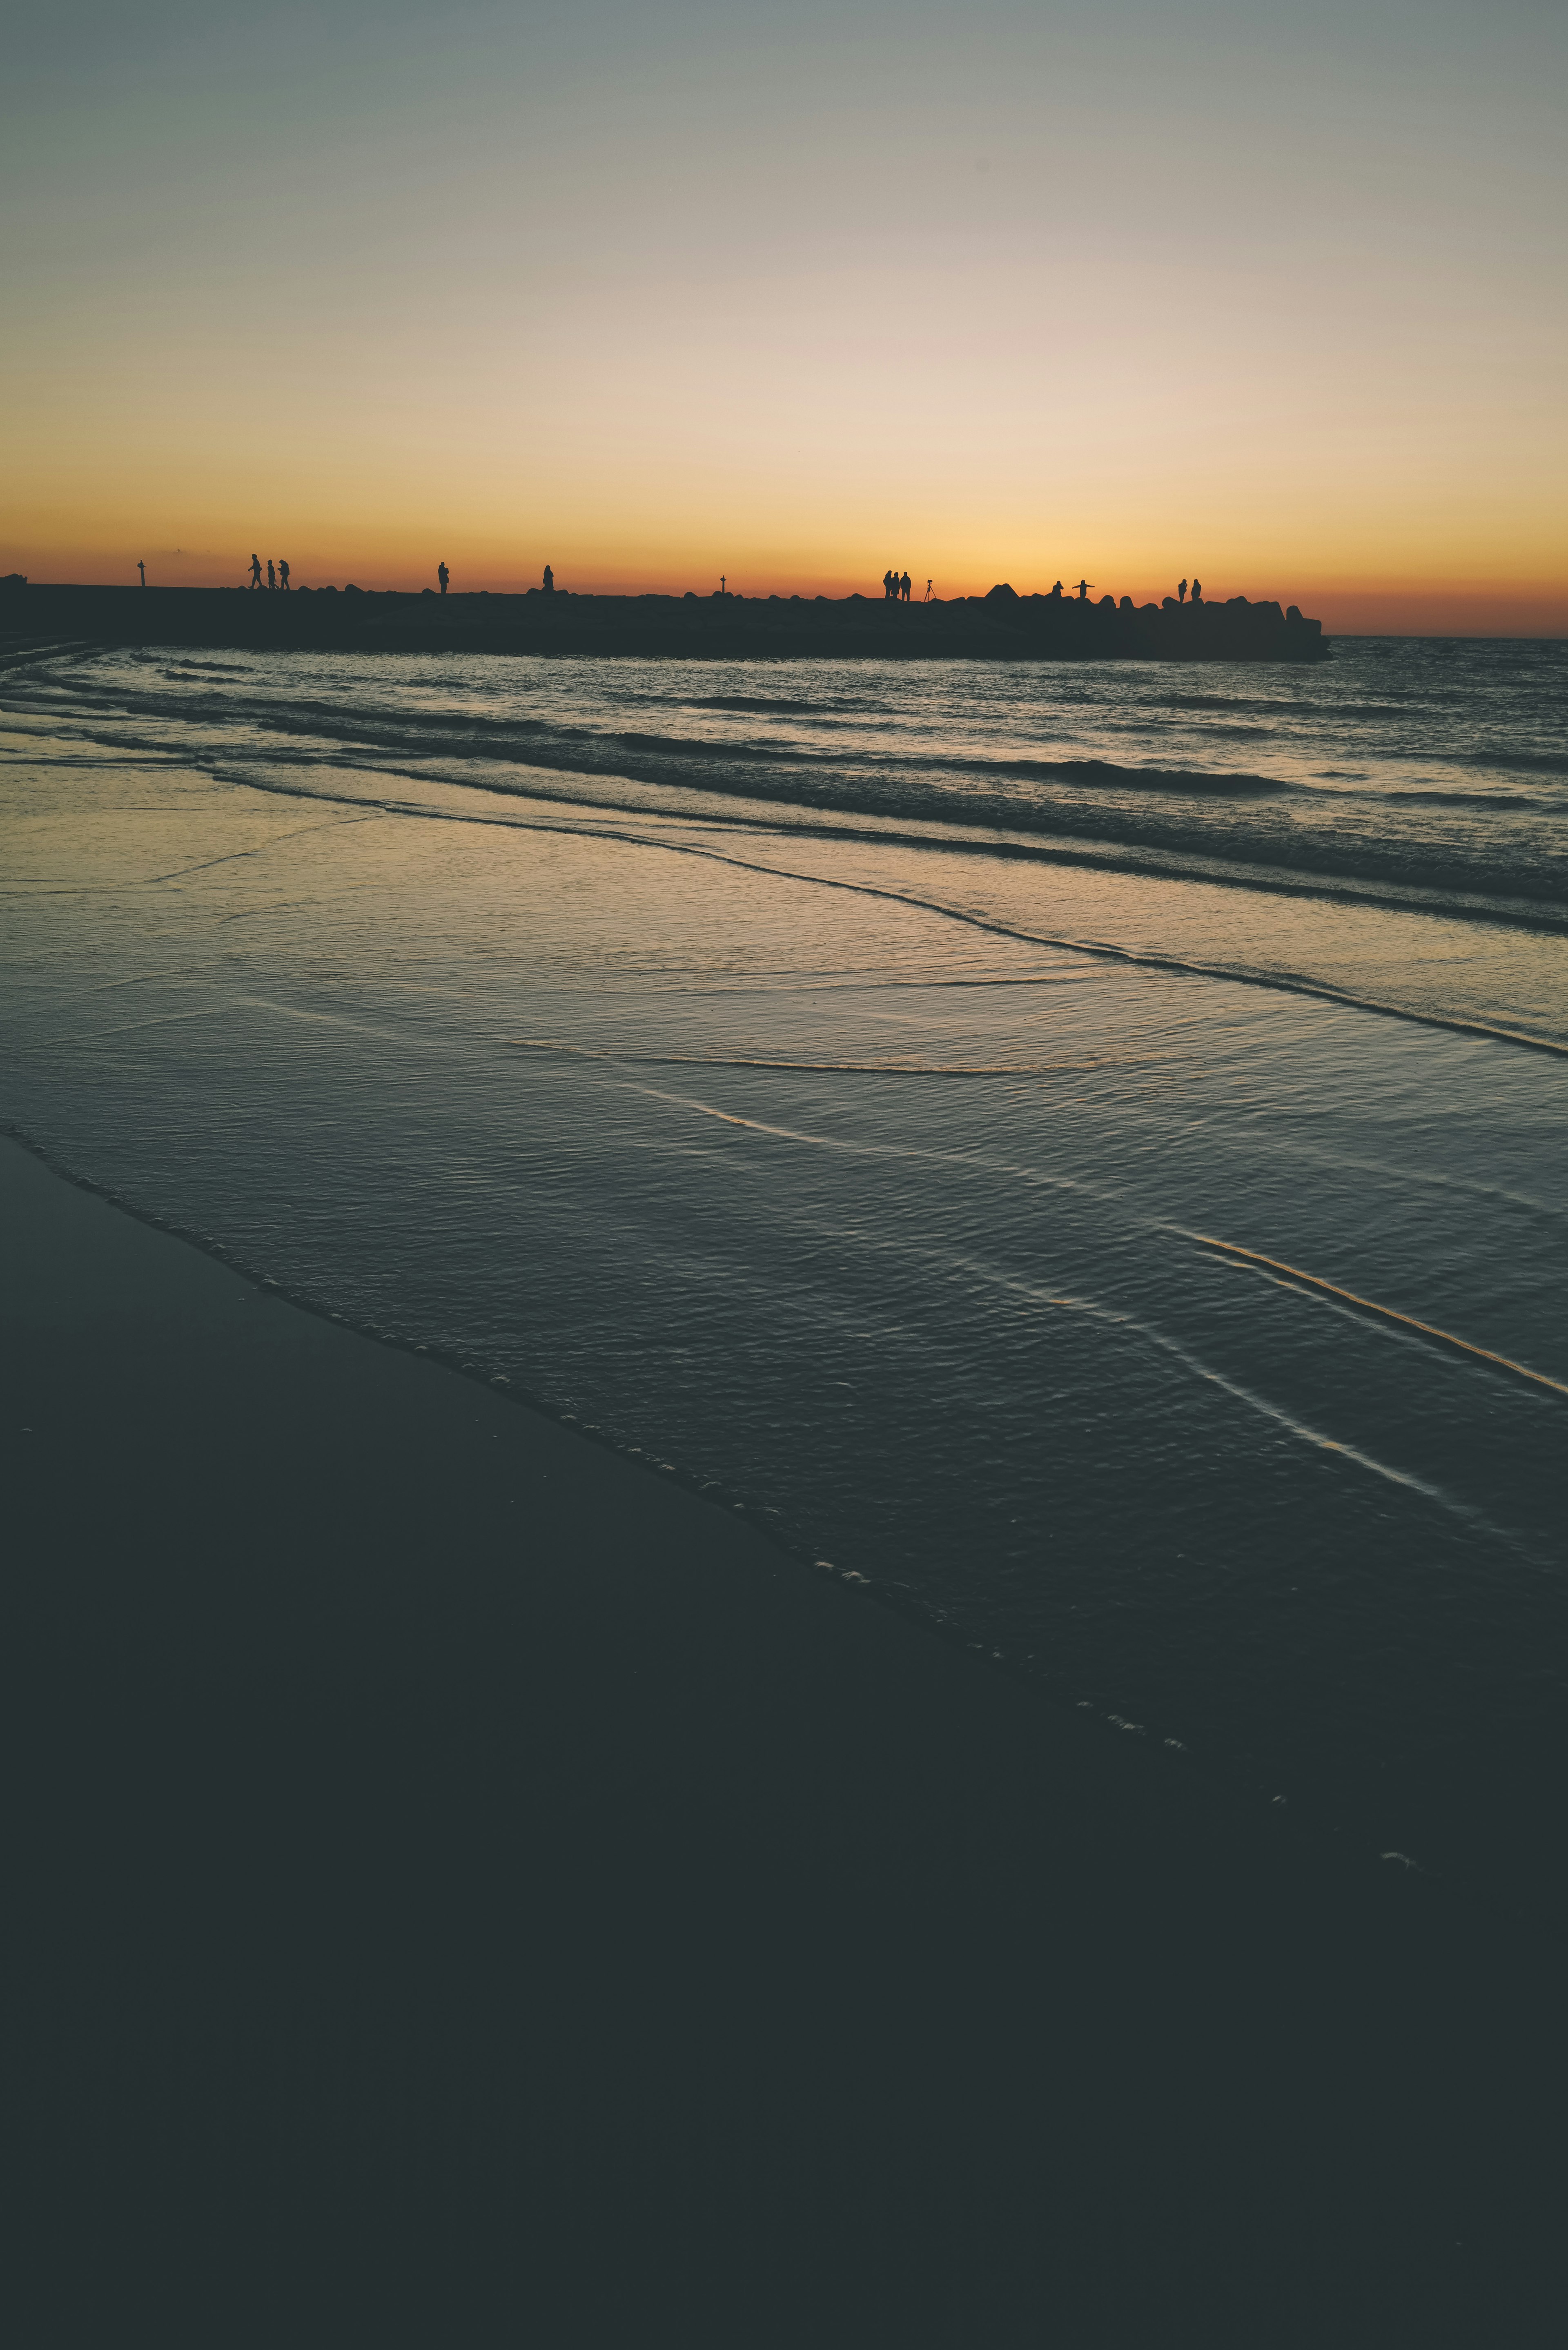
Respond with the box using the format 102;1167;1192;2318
278;559;290;591
249;554;263;590
438;561;449;596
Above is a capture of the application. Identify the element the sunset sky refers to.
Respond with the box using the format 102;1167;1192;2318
4;0;1564;631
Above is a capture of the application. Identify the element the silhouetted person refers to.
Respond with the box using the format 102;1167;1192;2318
249;554;263;590
438;561;449;595
1050;579;1062;600
278;559;290;591
1076;579;1090;600
1192;577;1203;604
1177;578;1187;604
882;570;893;601
267;559;276;591
543;564;554;594
136;560;145;588
900;570;911;602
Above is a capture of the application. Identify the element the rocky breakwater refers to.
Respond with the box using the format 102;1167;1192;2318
975;582;1327;662
7;581;1328;664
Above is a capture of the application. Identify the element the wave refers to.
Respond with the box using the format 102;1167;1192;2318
685;694;830;714
171;756;1568;1056
15;692;1568;939
505;1038;1140;1078
1460;748;1568;779
1192;1234;1568;1398
9;654;1568;933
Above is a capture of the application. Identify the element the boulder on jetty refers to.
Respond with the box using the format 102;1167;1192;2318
8;583;1329;664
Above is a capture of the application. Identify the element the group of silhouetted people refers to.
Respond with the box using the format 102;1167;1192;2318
1042;573;1203;604
882;568;912;602
248;555;290;591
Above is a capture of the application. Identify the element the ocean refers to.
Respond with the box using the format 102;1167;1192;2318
2;635;1564;1906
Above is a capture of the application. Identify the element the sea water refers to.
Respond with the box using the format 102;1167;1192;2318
2;638;1564;1902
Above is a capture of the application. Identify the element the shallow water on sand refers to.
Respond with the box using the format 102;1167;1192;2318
2;641;1565;1904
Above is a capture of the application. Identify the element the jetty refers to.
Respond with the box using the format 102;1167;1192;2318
0;580;1327;664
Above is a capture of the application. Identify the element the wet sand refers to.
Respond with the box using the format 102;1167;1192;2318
2;1133;1559;2345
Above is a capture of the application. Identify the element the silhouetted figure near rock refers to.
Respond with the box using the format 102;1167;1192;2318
1050;580;1062;600
249;554;263;590
1178;578;1187;604
901;570;911;602
543;565;554;594
1076;579;1091;601
1192;577;1203;604
882;570;894;601
278;559;290;591
438;561;449;595
136;561;145;588
266;560;276;591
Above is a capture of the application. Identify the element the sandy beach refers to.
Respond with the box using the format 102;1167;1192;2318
4;1130;1561;2345
7;0;1566;2332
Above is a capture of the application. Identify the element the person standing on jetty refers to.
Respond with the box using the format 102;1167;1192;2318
249;554;263;590
1192;577;1203;603
266;560;276;591
900;570;911;602
438;561;449;596
543;564;554;594
278;560;290;591
882;569;893;600
1076;578;1091;600
1178;577;1187;604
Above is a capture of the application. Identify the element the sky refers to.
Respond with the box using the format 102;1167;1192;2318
2;0;1564;630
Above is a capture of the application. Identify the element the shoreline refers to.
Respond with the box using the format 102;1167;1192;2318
3;1130;1562;2340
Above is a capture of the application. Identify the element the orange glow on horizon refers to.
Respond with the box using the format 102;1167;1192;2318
5;517;1564;640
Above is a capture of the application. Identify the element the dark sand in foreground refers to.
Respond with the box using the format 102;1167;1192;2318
2;1136;1559;2344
